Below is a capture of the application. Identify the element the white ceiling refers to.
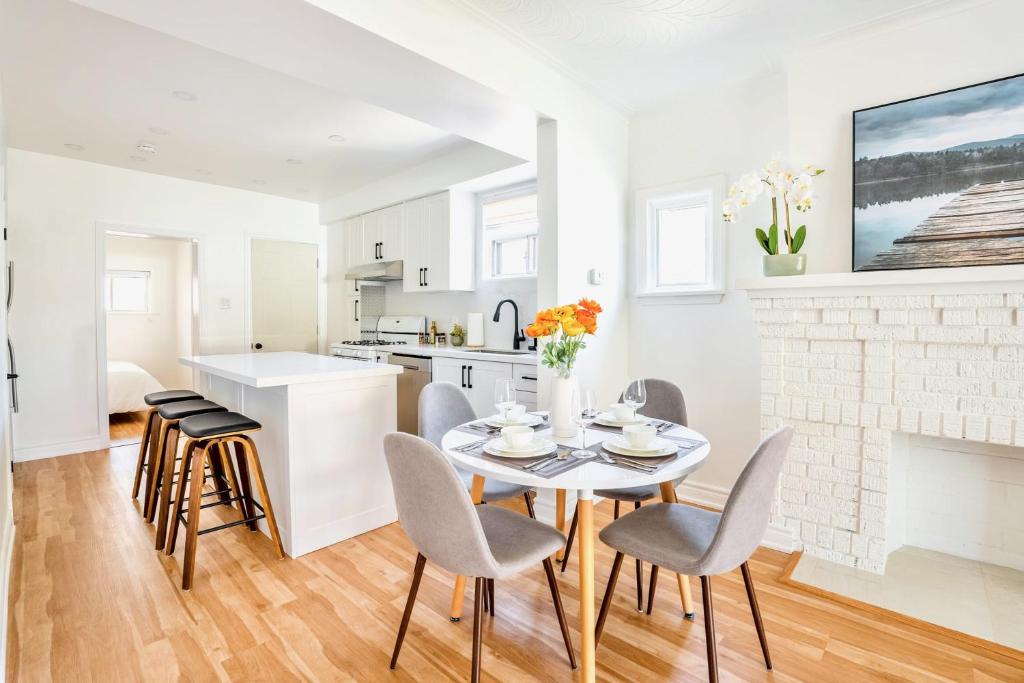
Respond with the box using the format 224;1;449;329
0;0;484;201
450;0;951;111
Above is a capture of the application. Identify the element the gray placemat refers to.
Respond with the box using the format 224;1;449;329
592;436;708;475
456;415;551;438
588;418;677;435
455;442;588;479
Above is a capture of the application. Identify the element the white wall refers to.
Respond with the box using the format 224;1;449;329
105;235;193;390
7;150;321;460
628;0;1024;497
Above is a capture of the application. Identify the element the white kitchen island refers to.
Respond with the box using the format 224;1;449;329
180;352;402;557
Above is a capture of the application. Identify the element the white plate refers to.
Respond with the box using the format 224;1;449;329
483;437;558;459
603;436;677;458
484;413;545;428
594;412;649;427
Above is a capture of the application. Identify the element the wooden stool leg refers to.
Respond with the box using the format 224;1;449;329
232;440;258;531
144;420;173;522
241;436;284;558
131;408;157;500
155;430;186;551
182;444;209;590
218;442;243;512
166;438;197;556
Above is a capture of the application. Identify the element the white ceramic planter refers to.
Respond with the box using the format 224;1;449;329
549;374;579;438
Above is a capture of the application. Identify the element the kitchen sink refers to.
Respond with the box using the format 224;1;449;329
463;349;533;355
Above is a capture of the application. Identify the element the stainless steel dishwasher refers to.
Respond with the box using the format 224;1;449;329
387;353;432;434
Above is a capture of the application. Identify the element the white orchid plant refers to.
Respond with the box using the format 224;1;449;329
722;160;825;255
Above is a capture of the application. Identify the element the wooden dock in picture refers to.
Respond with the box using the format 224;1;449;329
861;178;1024;270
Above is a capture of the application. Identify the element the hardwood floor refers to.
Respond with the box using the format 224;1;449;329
7;444;1024;682
108;411;148;447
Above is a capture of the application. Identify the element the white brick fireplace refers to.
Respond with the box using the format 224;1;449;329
739;267;1024;574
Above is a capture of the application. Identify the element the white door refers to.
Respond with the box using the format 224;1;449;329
379;204;404;262
251;239;319;352
402;197;429;293
424;192;450;291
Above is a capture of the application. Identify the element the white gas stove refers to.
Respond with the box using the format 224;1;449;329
328;315;426;361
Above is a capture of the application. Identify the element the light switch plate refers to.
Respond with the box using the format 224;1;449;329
219;297;232;309
587;268;603;285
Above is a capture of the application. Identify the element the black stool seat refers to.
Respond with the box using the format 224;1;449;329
180;411;261;439
144;389;202;406
157;399;226;421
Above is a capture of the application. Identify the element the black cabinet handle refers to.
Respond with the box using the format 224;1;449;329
460;364;466;388
521;375;536;381
354;299;359;322
253;342;263;350
5;374;16;380
424;267;428;287
467;365;473;389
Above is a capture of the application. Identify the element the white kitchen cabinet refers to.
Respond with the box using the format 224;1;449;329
342;295;361;340
361;209;382;264
431;356;513;418
402;190;474;292
361;204;403;264
343;216;363;295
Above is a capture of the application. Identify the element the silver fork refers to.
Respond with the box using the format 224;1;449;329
598;451;655;471
527;448;570;472
454;439;488;452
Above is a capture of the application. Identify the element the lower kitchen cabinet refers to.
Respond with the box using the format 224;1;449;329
431;356;514;418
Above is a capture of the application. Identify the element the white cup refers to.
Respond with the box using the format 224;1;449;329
622;424;657;450
501;425;534;449
610;403;634;422
505;404;527;423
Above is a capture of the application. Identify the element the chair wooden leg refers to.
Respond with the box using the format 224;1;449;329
144;420;173;522
646;565;659;615
482;578;490;614
523;491;536;519
241;436;285;558
542;558;577;670
634;501;643;611
166;438;196;556
131;409;157;500
487;578;495;617
594;551;624;648
155;432;188;551
390;553;426;670
701;575;719;683
232;440;258;531
741;562;772;670
181;445;209;590
613;500;620;519
472;577;484;683
560;505;578;574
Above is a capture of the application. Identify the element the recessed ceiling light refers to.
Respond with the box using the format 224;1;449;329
286;158;303;165
252;179;267;185
171;90;197;101
64;143;85;151
148;127;169;135
327;134;346;143
195;168;212;175
137;142;158;154
128;155;146;162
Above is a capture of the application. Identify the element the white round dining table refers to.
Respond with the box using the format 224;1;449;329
441;414;711;683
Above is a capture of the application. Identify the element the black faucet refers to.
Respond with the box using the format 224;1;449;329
493;299;527;350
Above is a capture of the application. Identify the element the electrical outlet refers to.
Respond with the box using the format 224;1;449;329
587;268;603;285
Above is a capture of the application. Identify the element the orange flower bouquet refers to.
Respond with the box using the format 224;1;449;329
526;299;602;379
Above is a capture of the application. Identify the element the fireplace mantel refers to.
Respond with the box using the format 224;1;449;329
737;264;1024;295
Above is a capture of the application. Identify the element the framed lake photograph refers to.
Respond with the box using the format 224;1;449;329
853;73;1024;271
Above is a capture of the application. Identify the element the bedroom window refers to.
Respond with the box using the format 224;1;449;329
635;175;726;304
481;185;538;279
105;270;150;313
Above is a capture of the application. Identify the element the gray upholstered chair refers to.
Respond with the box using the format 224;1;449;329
560;378;688;613
383;433;576;680
419;381;537;517
594;425;794;683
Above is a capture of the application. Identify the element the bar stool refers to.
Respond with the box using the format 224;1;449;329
166;411;284;590
131;390;202;511
147;399;229;550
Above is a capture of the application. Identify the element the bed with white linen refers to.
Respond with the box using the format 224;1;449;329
107;361;164;414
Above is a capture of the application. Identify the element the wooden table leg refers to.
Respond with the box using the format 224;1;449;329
578;489;595;683
659;481;695;618
554;488;566;561
450;474;486;621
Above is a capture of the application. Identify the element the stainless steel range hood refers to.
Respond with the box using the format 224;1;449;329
345;260;403;281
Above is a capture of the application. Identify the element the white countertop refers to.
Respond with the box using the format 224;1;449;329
335;342;539;365
181;352;402;388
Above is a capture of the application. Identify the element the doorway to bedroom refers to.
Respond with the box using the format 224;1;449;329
103;231;197;446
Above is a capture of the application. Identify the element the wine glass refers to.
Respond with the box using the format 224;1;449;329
494;378;516;424
571;388;598;459
623;379;647;423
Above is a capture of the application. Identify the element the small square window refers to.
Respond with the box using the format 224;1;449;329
106;270;150;312
481;185;538;280
635;176;725;303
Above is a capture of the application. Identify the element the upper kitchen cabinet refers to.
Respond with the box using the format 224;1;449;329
402;190;474;293
360;204;404;264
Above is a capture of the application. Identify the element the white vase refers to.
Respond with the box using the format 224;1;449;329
549;373;579;439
